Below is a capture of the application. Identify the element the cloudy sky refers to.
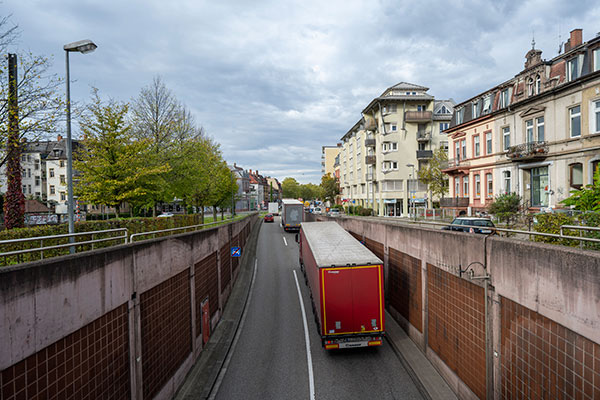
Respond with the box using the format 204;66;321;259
2;0;599;183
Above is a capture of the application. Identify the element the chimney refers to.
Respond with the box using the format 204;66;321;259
234;162;237;168
57;134;62;142
570;29;582;48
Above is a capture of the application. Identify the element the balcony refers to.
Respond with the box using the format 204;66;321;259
416;150;433;160
416;130;431;142
365;155;376;165
405;111;432;122
506;141;549;161
364;138;376;147
364;116;377;131
440;197;470;208
441;158;471;174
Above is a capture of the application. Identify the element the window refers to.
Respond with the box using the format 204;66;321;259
475;174;481;198
383;180;403;191
482;95;492;114
439;122;449;132
461;139;467;160
455;108;464;124
34;161;39;170
60;160;65;168
485;132;492;154
382;161;398;171
440;105;449;114
570;105;581;137
472;101;480;118
463;176;469;196
21;155;26;162
455;178;460;196
531;166;549;207
569;163;583;189
35;176;40;186
455;141;460;161
526;119;534;143
22;185;26;193
536;117;545;142
474;135;480;157
499;89;510;108
49;168;55;178
535;75;541;94
503;171;511;193
50;185;55;195
503;127;510;151
27;169;31;178
593;100;600;134
391;124;397;132
567;57;579;82
417;105;426;111
486;173;493;197
594;49;600;72
28;185;31;194
528;78;534;96
440;141;449;152
60;192;66;201
382;142;398;152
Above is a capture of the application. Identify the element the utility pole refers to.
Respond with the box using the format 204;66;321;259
3;53;25;229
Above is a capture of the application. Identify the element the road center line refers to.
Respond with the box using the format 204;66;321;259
293;270;315;400
283;236;288;246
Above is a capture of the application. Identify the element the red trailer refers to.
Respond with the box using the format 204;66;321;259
299;221;385;349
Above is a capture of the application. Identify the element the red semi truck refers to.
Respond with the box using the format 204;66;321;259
299;221;385;349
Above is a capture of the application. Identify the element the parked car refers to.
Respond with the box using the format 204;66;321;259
442;217;496;234
264;213;274;223
157;212;174;218
328;209;341;217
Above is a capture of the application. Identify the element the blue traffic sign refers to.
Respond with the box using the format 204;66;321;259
231;247;241;257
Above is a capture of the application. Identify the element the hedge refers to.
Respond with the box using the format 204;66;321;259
0;214;241;266
533;212;600;250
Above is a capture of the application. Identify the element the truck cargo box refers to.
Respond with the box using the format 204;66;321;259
299;221;385;349
281;199;304;231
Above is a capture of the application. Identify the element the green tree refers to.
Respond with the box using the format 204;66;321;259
320;173;340;204
282;177;300;199
418;147;449;203
487;193;522;226
211;163;238;220
74;92;169;215
561;168;600;211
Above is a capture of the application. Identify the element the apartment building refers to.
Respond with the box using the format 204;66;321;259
339;82;454;216
321;145;340;176
443;29;600;213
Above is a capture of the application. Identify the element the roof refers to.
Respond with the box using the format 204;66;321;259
282;199;303;205
25;200;51;213
301;221;382;267
388;82;430;91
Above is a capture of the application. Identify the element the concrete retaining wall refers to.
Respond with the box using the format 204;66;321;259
321;215;600;400
0;214;260;400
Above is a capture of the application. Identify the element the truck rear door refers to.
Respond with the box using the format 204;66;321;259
321;265;384;335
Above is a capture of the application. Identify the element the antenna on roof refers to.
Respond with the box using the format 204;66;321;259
531;29;536;50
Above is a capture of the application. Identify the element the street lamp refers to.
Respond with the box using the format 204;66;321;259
406;163;415;220
64;39;96;253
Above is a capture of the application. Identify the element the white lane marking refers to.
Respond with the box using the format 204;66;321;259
293;270;315;400
283;236;288;246
208;259;258;400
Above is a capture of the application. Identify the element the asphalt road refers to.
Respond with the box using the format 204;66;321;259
214;216;424;400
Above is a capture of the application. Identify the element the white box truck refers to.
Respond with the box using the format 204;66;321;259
268;202;279;215
281;199;303;231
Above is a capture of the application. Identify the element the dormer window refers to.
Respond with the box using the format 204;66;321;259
499;88;511;108
567;57;579;82
472;100;480;118
528;78;534;96
455;108;464;124
440;105;448;114
535;75;541;94
482;95;492;114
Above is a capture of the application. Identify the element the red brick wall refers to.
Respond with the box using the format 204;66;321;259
194;252;219;337
140;270;192;400
219;243;231;292
1;303;130;400
427;264;486;399
364;237;384;262
348;231;362;242
388;248;422;332
501;296;600;399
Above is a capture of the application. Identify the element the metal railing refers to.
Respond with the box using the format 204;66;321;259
129;218;235;243
0;228;128;263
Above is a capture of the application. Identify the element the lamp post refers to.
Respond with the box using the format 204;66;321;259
406;163;415;220
64;40;97;253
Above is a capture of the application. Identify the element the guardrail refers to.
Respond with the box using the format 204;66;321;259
130;217;236;242
0;228;129;264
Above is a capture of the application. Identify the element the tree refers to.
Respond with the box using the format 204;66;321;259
282;177;300;199
488;193;522;226
418;147;449;203
561;168;600;212
211;163;238;220
74;91;169;215
320;173;340;204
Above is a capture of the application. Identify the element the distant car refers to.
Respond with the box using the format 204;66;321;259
264;213;274;223
157;212;174;218
313;207;322;215
442;217;496;234
328;209;341;217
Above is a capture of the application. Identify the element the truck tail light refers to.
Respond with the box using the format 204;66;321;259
368;340;382;346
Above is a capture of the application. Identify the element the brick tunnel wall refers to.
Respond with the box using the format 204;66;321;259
0;214;258;400
320;215;600;400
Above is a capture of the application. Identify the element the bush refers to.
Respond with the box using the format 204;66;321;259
533;212;600;250
360;208;373;216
